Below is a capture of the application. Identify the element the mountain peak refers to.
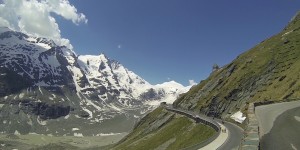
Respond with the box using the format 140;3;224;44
157;80;183;87
99;52;108;58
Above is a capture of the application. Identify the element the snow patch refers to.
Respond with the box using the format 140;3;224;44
291;143;297;150
26;37;37;43
294;116;300;122
145;100;162;106
230;111;246;124
72;128;80;131
37;117;47;125
38;86;43;95
14;130;20;135
27;118;33;126
67;65;83;92
19;93;25;99
108;104;123;112
64;114;70;119
95;132;122;136
74;133;84;137
29;132;39;135
85;98;102;110
82;107;93;119
36;42;51;49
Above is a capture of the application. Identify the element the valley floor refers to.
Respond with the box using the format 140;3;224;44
0;133;127;150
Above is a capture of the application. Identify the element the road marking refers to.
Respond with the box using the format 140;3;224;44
294;116;300;122
291;143;297;150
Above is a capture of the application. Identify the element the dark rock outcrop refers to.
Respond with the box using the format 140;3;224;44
18;100;70;120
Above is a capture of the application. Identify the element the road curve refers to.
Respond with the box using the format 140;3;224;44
217;119;243;150
201;122;228;150
165;106;243;150
256;101;300;150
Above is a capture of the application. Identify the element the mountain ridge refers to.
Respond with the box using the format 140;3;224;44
173;11;300;118
0;27;190;135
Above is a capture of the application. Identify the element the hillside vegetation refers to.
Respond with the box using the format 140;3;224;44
114;12;300;149
113;107;216;150
174;12;300;118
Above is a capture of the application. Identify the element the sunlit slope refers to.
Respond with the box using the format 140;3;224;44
113;107;215;150
114;12;300;150
174;12;300;117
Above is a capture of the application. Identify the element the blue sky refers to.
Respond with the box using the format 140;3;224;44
56;0;300;86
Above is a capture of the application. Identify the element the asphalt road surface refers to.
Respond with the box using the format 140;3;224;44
255;100;300;137
260;106;300;150
166;106;243;150
217;120;243;150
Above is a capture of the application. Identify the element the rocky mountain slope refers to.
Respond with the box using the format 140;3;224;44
114;11;300;149
0;27;190;136
173;11;300;119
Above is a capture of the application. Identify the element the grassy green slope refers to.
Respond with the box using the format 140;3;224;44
174;12;300;117
115;12;300;150
113;107;215;150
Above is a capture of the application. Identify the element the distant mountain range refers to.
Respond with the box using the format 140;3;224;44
0;27;190;136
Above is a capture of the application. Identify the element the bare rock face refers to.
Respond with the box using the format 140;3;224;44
19;100;71;120
139;88;163;100
0;67;33;97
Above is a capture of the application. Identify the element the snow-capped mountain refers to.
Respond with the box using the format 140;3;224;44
0;27;190;135
78;54;190;106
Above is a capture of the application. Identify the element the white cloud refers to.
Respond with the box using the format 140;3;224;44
188;80;197;86
47;0;87;24
0;0;87;49
118;44;121;49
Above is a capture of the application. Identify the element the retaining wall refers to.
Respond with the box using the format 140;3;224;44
240;103;260;150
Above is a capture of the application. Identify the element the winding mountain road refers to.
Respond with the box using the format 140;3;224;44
256;100;300;150
217;119;243;150
165;106;243;150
